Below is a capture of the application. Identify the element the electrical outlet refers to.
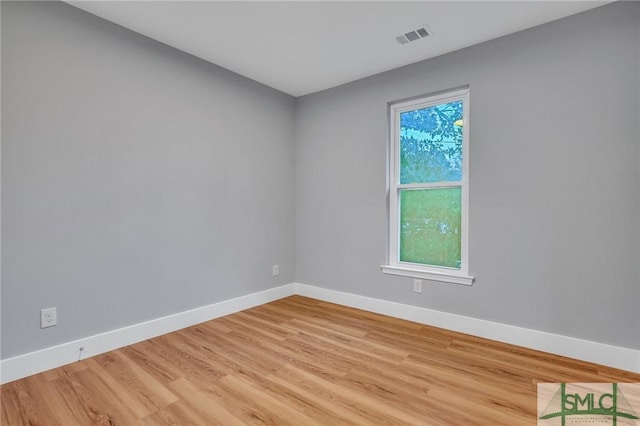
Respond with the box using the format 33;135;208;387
413;279;423;294
272;264;279;277
41;307;57;328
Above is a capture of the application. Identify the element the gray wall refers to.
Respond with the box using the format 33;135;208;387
2;0;639;362
295;2;640;349
1;1;295;358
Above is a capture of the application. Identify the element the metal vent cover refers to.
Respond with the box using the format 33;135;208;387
396;25;431;45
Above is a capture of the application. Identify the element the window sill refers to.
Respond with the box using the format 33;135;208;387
380;265;474;286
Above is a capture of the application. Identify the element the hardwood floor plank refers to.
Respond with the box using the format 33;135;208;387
81;357;155;420
2;295;639;425
235;370;356;425
1;379;57;426
64;368;129;425
265;370;364;425
166;378;245;426
426;384;531;426
224;312;293;341
271;365;409;425
276;365;422;425
93;351;179;413
220;373;323;426
283;318;410;361
39;377;97;425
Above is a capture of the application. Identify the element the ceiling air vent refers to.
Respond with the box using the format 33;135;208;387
396;25;431;45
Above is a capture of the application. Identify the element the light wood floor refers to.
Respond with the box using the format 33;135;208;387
2;296;639;425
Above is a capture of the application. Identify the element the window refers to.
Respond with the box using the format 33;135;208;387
381;88;474;285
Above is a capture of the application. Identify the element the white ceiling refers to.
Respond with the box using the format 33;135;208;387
66;1;611;97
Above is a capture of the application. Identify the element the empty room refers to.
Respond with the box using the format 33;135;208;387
2;1;639;425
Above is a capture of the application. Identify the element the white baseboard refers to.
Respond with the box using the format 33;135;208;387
2;282;638;384
0;284;295;384
293;283;640;374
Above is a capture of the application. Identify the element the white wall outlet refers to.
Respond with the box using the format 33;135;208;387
41;307;57;328
413;279;423;294
272;264;279;277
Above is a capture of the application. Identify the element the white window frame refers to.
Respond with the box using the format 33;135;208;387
381;87;474;286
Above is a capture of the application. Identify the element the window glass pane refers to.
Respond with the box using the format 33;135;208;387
399;187;461;268
399;100;463;184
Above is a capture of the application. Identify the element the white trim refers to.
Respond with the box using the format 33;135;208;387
294;283;640;373
380;264;474;285
398;181;462;190
0;284;295;384
2;282;638;384
387;87;471;279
